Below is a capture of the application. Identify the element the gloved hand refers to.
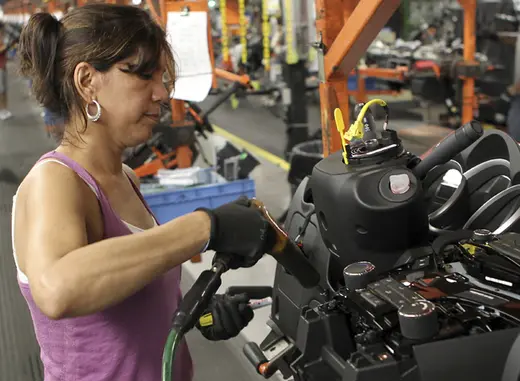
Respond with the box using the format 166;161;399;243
196;293;254;341
197;196;271;269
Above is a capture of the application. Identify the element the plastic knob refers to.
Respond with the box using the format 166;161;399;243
472;229;493;243
343;261;376;290
398;301;438;340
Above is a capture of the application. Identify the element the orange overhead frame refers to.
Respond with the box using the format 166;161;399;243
149;0;216;263
3;0;31;21
172;2;213;167
458;0;477;125
351;66;408;103
76;0;125;6
315;0;401;157
315;0;478;157
226;0;239;26
145;0;216;169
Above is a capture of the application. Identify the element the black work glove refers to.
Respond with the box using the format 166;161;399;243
197;196;270;269
196;293;254;341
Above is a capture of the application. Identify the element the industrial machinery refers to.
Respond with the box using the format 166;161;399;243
123;81;250;178
365;1;518;127
236;102;520;381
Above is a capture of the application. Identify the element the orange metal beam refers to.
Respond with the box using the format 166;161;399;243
316;0;400;157
226;0;239;25
316;0;477;157
458;0;477;124
324;0;401;81
144;0;162;22
164;0;216;128
162;0;215;264
215;68;251;86
355;67;408;81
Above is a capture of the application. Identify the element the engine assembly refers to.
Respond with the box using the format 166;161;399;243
243;101;520;381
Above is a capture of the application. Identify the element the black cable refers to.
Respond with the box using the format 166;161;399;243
294;205;316;243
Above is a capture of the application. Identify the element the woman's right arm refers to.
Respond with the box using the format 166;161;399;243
16;163;211;320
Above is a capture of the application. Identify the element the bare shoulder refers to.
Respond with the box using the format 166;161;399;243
20;160;90;202
15;160;93;276
122;163;140;187
16;160;93;223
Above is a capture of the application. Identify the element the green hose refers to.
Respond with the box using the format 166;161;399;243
162;328;182;381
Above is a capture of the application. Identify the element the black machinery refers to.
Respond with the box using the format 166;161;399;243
165;98;520;381
238;101;520;381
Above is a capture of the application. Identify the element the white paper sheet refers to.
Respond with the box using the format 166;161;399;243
166;11;213;102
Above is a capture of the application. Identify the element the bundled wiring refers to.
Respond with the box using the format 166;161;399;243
334;98;390;165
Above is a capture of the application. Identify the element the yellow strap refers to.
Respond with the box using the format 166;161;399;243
346;98;387;141
230;94;239;110
238;0;247;65
283;0;298;64
334;98;388;166
462;244;477;255
334;108;349;165
220;0;229;62
262;0;271;71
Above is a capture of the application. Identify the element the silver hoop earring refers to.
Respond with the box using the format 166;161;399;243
86;100;101;122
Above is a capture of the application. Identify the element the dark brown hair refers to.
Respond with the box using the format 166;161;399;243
18;4;175;140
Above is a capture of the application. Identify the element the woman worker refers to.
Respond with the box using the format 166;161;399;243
14;5;269;381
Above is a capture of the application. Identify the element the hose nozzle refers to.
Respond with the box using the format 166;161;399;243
250;199;321;289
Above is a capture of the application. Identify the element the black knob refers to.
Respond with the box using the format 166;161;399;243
343;261;376;290
398;301;438;340
472;229;493;243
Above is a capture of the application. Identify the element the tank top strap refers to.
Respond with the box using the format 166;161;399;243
37;151;108;202
36;151;120;230
123;172;160;226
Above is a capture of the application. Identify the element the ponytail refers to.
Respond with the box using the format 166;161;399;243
18;13;63;114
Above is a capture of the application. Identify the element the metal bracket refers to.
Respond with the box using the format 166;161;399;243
312;32;326;83
181;6;190;16
456;62;485;78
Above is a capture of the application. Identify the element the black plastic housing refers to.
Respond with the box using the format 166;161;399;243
453;130;520;184
309;151;429;273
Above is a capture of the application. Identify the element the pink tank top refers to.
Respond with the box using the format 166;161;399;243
15;151;193;381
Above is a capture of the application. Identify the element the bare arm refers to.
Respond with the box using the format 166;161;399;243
16;163;210;319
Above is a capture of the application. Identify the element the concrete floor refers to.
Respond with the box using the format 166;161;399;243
0;60;445;381
199;90;443;160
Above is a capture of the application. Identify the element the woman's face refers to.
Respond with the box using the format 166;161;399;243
87;53;170;148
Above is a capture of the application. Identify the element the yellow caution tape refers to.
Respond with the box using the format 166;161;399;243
283;0;298;64
220;0;229;63
239;0;247;65
262;0;271;71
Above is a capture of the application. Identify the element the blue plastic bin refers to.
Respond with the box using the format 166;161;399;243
142;176;256;224
348;75;377;91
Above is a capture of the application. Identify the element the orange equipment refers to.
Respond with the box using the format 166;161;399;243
314;0;478;158
141;0;219;263
350;66;408;104
142;0;217;172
